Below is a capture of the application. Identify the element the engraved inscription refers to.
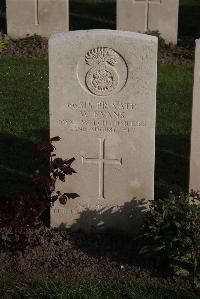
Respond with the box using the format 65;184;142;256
58;100;146;134
53;204;110;215
77;48;128;96
82;138;122;199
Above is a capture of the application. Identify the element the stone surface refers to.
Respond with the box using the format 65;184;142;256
190;39;200;191
6;0;69;38
50;30;158;233
117;0;179;44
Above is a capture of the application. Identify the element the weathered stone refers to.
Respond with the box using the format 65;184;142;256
50;30;158;233
190;39;200;191
117;0;179;44
6;0;69;38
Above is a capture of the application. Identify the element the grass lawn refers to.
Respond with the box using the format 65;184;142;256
0;279;199;299
0;59;49;196
0;58;193;198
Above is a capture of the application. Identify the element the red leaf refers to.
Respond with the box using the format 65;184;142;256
58;172;65;182
64;157;75;166
52;158;64;169
64;193;80;199
59;194;68;205
64;167;76;175
51;195;58;202
50;136;61;142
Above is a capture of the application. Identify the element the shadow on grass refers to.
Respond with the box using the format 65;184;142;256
155;135;190;199
69;0;116;30
0;129;49;198
178;3;200;45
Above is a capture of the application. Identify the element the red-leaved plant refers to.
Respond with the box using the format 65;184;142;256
0;136;79;229
33;136;79;206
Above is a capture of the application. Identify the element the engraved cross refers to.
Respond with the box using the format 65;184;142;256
82;138;122;200
35;0;39;25
134;0;162;32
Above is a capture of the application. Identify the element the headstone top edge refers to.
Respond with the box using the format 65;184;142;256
49;29;158;44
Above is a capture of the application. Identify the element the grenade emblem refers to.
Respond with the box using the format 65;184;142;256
85;47;120;96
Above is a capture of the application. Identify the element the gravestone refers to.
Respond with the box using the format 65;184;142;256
6;0;69;38
190;39;200;191
50;30;158;233
117;0;179;44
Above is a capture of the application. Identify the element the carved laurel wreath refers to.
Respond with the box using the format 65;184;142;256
85;47;119;67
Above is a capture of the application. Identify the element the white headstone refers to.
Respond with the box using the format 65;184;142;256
117;0;179;44
50;30;158;233
190;39;200;191
6;0;69;38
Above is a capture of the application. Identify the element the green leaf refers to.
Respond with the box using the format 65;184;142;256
139;245;152;255
173;266;190;277
139;244;165;255
174;221;181;228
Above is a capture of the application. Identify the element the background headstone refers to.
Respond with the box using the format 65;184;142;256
50;30;158;233
6;0;69;38
190;39;200;191
117;0;179;44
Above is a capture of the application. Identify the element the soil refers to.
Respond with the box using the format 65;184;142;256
2;36;48;60
0;226;173;283
158;45;194;66
1;35;194;66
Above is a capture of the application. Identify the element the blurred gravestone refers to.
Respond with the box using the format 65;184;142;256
117;0;179;44
6;0;69;38
50;30;158;233
190;39;200;191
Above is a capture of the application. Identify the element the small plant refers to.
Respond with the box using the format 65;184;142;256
146;30;166;48
0;38;7;54
22;34;45;48
0;136;79;230
140;192;200;287
33;136;79;206
175;48;194;61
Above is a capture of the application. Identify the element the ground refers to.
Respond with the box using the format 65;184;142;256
0;227;199;298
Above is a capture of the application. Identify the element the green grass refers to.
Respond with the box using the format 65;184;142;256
0;58;49;195
155;65;193;197
0;279;198;299
0;59;48;138
0;59;193;198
